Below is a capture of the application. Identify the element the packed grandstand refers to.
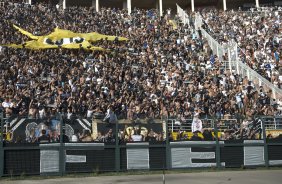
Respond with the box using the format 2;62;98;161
0;0;281;144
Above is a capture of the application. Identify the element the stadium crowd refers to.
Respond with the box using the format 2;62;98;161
200;7;282;88
0;1;281;143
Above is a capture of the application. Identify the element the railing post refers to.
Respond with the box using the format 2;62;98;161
262;118;269;168
274;117;277;130
115;120;120;172
213;117;221;168
229;59;232;72
165;118;171;170
216;44;219;58
59;113;65;176
0;113;4;177
247;69;250;80
235;61;239;75
272;89;276;99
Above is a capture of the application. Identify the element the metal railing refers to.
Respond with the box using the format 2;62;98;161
188;9;282;100
200;28;228;61
176;3;190;27
167;118;238;132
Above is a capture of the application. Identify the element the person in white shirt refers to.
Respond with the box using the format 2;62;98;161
103;106;117;124
131;129;143;142
66;108;73;119
191;113;203;133
71;130;79;142
2;98;13;108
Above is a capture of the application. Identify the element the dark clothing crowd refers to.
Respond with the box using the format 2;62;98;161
0;1;281;143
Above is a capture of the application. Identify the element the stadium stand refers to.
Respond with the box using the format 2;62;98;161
0;0;281;144
200;7;282;88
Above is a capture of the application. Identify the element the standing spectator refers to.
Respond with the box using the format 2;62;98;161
191;113;203;133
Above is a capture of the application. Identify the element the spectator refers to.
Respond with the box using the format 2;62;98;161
79;129;93;142
38;129;50;143
191;113;203;133
131;129;143;142
190;131;203;141
71;129;79;142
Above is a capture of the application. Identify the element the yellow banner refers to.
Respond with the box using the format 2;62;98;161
2;25;128;51
266;130;282;138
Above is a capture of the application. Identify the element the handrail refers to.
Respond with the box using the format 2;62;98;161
188;9;282;100
196;10;281;91
231;59;282;99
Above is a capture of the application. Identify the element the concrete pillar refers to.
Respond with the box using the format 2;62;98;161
96;0;99;12
223;0;227;11
28;0;32;4
191;0;195;12
159;0;163;17
63;0;66;10
92;0;99;12
127;0;131;15
256;0;260;8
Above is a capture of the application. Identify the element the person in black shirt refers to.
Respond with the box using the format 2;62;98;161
38;129;50;143
202;128;214;141
190;131;203;141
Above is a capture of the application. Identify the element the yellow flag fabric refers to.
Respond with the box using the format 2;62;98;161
2;25;128;50
13;25;39;40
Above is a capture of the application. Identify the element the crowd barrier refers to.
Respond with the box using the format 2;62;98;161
1;114;282;177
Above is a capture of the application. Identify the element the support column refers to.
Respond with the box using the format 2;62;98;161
92;0;99;12
28;0;32;4
62;0;66;10
127;0;131;15
96;0;99;12
256;0;260;8
191;0;195;12
159;0;163;17
223;0;227;11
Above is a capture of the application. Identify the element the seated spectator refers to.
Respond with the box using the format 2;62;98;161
38;129;50;143
71;129;79;142
131;129;143;142
190;131;203;141
80;129;93;142
202;128;214;141
104;128;115;142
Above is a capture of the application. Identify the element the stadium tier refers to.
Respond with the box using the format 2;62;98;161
0;0;281;142
0;0;281;176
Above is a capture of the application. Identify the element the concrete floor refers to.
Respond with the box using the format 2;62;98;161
1;170;282;184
